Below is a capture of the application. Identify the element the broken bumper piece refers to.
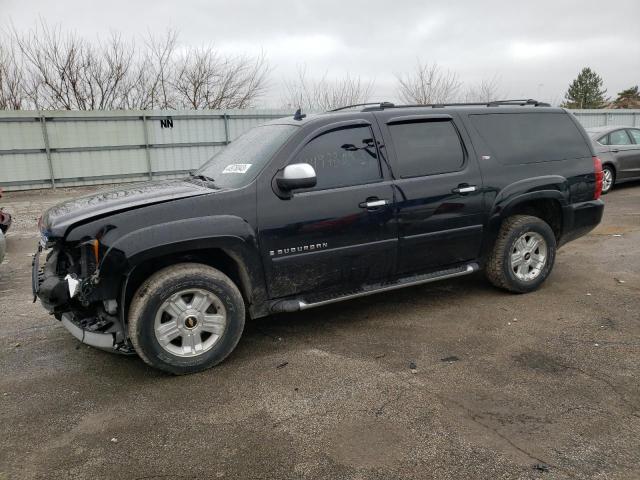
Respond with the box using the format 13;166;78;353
61;313;134;355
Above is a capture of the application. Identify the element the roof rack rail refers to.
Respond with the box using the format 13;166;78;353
486;98;550;107
328;102;395;112
404;99;551;108
327;99;550;113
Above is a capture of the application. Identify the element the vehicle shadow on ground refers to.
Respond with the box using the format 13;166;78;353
64;273;497;382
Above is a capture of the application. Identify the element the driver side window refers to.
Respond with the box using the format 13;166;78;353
294;126;382;191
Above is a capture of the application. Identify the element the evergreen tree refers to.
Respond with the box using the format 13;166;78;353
562;67;608;109
613;86;640;109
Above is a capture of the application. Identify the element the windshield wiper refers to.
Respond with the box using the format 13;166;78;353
188;172;218;187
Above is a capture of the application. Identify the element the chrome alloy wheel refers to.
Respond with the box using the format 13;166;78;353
510;232;548;282
602;168;613;193
154;288;227;357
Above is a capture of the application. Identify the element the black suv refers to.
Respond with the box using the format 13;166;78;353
33;100;605;374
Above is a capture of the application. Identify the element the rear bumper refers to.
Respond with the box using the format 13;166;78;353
560;199;604;246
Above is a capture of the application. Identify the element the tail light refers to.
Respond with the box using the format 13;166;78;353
593;156;603;200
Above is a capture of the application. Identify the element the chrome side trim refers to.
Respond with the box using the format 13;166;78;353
401;224;483;241
298;263;478;310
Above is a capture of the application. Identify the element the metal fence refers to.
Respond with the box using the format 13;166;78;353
572;109;640;129
1;108;639;191
0;109;294;191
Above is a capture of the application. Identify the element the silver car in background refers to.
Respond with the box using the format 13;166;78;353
586;126;640;194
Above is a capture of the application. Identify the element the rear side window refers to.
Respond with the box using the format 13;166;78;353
629;129;640;144
389;120;465;177
597;135;610;145
294;125;381;190
609;129;632;145
469;113;591;164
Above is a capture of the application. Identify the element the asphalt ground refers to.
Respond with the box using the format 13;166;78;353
0;182;639;480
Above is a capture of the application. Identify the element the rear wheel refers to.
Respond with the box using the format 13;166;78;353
128;263;245;375
601;165;615;194
485;215;557;293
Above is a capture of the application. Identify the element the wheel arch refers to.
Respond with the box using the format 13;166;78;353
124;245;256;312
93;216;269;321
482;186;568;263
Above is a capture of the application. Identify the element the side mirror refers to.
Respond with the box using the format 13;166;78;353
276;163;317;192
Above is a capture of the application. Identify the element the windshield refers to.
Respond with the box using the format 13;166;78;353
194;124;298;189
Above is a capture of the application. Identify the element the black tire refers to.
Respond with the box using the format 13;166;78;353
128;263;245;375
485;215;557;293
601;164;615;195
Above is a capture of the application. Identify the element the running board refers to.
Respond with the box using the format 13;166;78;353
271;263;479;313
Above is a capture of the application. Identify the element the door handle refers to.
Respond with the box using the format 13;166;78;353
452;185;477;194
611;149;619;153
359;199;389;209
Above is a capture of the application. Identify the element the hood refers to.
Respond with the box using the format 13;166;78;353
42;179;212;238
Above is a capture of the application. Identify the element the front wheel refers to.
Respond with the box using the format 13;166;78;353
128;263;245;375
485;215;557;293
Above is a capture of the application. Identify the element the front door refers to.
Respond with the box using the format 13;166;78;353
375;112;485;275
257;121;397;299
621;128;640;178
608;129;638;179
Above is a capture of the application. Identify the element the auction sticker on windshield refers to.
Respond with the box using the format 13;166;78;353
222;164;252;174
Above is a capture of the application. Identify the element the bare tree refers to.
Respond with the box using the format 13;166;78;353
142;30;178;109
464;75;504;103
112;30;178;110
173;48;270;109
396;62;462;104
0;23;270;110
0;38;28;109
283;65;374;110
12;22;138;110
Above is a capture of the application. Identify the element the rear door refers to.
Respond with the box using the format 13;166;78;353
607;129;637;179
257;120;397;298
375;112;484;275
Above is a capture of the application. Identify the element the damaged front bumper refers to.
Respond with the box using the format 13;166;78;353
60;312;133;354
32;243;133;355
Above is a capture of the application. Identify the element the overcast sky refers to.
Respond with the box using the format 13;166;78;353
3;0;639;106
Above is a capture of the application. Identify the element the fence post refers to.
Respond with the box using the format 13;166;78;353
142;114;153;180
223;113;230;145
39;114;55;189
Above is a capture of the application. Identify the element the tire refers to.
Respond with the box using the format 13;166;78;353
601;164;615;195
485;215;557;293
128;263;245;375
